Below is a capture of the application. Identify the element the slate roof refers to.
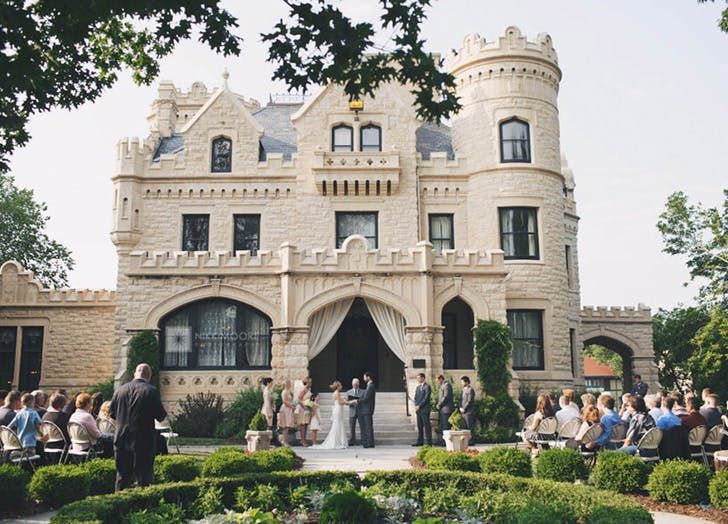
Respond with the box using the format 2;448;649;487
151;103;455;162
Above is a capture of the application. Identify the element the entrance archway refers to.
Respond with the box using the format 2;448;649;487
441;297;475;369
582;335;634;394
308;298;405;392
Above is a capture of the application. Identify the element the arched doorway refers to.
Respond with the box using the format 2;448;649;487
441;297;475;369
309;298;405;392
582;335;634;394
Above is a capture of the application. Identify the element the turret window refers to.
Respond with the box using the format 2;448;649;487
360;124;382;151
182;214;209;251
507;309;544;370
211;136;232;172
332;125;353;152
499;207;539;259
336;211;378;248
500;118;531;163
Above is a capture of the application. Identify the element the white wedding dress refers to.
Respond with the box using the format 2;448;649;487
316;391;349;449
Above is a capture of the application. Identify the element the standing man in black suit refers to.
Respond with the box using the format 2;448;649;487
355;372;376;448
412;373;432;446
435;374;454;444
346;378;362;446
459;375;476;446
110;363;167;491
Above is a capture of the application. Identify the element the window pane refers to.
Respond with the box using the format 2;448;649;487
234;215;260;254
243;310;270;367
507;310;543;370
336;212;377;248
196;302;238;367
164;311;192;368
429;214;454;251
500;119;530;162
0;327;16;390
332;126;353;151
19;327;43;391
211;137;232;172
361;126;381;151
183;215;209;251
499;208;538;259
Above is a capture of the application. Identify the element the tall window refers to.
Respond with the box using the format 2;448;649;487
507;310;544;370
161;299;271;369
182;214;209;251
332;125;353;152
569;328;577;377
499;207;539;260
234;214;260;255
429;214;454;252
19;327;43;391
500;118;531;163
360;124;382;151
336;212;378;248
565;245;573;288
0;327;16;390
211;136;232;172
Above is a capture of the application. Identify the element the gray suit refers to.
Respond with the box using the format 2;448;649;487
414;382;432;445
436;381;454;434
460;385;476;445
346;387;362;444
356;381;376;447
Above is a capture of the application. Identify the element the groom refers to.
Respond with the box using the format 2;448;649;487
355;372;376;448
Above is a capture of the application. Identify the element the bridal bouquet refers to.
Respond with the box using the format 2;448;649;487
302;399;315;409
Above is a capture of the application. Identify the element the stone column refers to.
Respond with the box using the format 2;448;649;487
271;326;310;382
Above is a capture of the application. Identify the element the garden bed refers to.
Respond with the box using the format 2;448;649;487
628;494;728;524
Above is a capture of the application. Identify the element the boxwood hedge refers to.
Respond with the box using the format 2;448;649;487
709;468;728;508
0;463;31;511
535;448;587;483
477;447;532;477
646;459;712;504
589;451;650;494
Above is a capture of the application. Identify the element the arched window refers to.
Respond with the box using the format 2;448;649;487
332;125;353;152
499;118;531;163
211;136;232;172
160;299;271;369
360;124;382;151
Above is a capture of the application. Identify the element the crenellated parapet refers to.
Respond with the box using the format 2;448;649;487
0;261;116;307
580;305;652;322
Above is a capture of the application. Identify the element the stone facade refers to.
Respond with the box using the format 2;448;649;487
0;26;660;409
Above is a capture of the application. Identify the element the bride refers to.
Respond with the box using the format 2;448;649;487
315;381;350;449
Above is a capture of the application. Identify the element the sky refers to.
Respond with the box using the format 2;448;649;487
6;1;727;311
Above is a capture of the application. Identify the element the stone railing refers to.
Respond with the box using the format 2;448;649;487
311;150;401;195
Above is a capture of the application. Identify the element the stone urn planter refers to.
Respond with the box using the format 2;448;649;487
443;429;471;451
245;430;273;452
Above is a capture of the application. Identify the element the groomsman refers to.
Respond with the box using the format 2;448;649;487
459;375;476;446
435;374;454;443
412;373;432;446
346;378;362;445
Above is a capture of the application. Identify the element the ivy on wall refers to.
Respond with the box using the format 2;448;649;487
126;331;161;387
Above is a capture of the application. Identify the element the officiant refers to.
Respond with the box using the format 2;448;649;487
346;378;362;445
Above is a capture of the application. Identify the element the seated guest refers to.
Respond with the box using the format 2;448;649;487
98;400;114;422
69;393;113;458
700;393;721;429
90;392;104;419
580;393;596;414
8;393;42;452
619;393;633;421
42;393;70;447
701;388;714;407
65;392;80;417
618;396;655;454
574;405;601;449
521;394;554;457
595;394;621;449
681;396;708;431
672;392;689;417
645;394;663;423
31;390;47;417
556;394;580;428
0;391;21;426
656;397;683;430
562;389;580;410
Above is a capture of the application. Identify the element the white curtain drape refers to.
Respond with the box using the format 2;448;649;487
365;299;407;363
307;298;354;359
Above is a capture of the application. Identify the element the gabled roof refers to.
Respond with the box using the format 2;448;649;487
179;84;263;135
253;103;301;161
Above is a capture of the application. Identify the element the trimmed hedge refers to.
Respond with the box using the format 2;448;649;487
647;459;712;504
535;448;587;483
421;448;480;472
79;459;117;495
709;468;728;508
29;465;91;508
201;447;296;478
153;455;201;483
0;463;31;511
477;447;532;477
589;451;650;494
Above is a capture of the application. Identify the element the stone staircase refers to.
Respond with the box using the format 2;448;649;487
314;392;416;446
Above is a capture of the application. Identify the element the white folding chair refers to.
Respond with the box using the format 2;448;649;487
155;418;180;454
579;423;604;466
556;418;581;447
97;418;116;434
0;425;41;471
533;417;559;449
636;428;662;464
608;422;627;449
39;421;68;464
67;421;97;462
702;425;724;468
687;425;707;462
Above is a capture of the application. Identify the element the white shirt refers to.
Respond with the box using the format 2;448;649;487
556;404;580;428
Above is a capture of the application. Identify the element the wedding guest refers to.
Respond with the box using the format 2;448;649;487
700;393;722;429
619;393;633;421
31;390;47;417
580;393;596;414
91;392;104;418
631;374;648;397
522;394;554;457
69;393;113;458
562;389;579;410
8;393;42;453
681;396;708;431
574;405;601;449
42;392;70;451
346;378;362;446
308;393;321;445
556;394;580;428
645;394;664;422
618;396;655;454
65;392;80;417
277;379;296;447
0;391;21;426
412;373;432;447
435;375;454;442
596;392;612;416
296;377;313;447
459;376;476;446
595;394;621;449
672;392;689;417
701;388;714;406
656;397;682;430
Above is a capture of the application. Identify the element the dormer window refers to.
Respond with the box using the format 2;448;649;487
500;118;531;163
332;125;353;152
360;124;382;152
211;136;232;172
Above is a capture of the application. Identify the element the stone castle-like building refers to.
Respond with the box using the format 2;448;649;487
0;27;659;409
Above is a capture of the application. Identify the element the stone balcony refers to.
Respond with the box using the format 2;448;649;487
311;150;401;195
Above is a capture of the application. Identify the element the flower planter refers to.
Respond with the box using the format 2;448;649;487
245;430;273;452
443;429;471;452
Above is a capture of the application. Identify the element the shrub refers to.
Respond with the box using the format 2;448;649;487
478;447;532;477
201;447;256;477
173;392;224;438
415;444;432;463
535;448;587;483
79;459;117;495
29;464;90;508
447;410;465;430
215;387;263;439
462;489;531;522
589;451;649;493
422;484;462;514
235;483;281;512
250;447;296;472
126;331;160;387
0;463;30;511
248;410;269;431
424;449;479;472
709;468;728;508
505;500;575;524
647;459;712;504
474;394;521;443
319;490;377;524
193;485;224;517
126;500;186;524
89;377;115;400
153;455;201;483
473;319;513;397
587;505;654;524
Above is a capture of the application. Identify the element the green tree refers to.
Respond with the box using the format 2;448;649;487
126;331;160;387
0;173;74;288
657;189;728;308
1;1;457;172
584;344;623;379
698;0;728;32
689;308;728;399
652;306;711;392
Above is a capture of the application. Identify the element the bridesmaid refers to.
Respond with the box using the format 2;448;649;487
296;377;313;446
277;379;296;447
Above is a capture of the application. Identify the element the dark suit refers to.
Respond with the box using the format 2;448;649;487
461;385;476;445
631;382;648;397
414;382;432;445
356;381;376;448
436;381;454;435
110;378;167;491
346;387;362;445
